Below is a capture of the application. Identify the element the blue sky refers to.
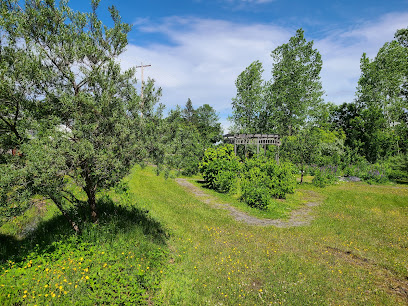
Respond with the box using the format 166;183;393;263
67;0;408;131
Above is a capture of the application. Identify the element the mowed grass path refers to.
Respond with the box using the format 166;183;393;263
128;167;408;305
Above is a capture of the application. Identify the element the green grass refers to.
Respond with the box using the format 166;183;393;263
189;178;318;220
0;190;168;305
1;165;408;304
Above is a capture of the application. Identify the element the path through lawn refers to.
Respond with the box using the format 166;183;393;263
176;178;321;227
128;167;408;305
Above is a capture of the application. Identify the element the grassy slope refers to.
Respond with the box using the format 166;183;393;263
0;182;169;305
128;166;408;305
1;166;408;305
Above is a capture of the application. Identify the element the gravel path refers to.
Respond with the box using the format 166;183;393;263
175;178;320;228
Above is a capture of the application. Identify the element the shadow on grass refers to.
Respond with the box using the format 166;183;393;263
0;195;168;264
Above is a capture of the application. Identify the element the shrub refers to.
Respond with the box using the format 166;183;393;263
241;167;271;209
241;156;296;209
360;164;388;184
312;165;338;187
385;154;408;182
199;145;241;192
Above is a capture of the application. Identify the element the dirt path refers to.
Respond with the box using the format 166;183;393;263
175;178;320;228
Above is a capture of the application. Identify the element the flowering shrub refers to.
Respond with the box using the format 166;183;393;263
360;165;388;184
342;161;389;184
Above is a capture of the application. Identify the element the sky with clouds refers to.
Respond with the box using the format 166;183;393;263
67;0;408;131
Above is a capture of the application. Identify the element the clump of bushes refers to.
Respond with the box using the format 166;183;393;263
200;146;296;209
341;161;389;184
385;154;408;182
199;145;241;193
312;165;339;187
241;157;296;209
360;164;388;184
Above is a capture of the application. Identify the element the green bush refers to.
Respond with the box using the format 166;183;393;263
241;156;296;209
312;165;338;187
341;161;389;184
199;145;241;193
241;167;271;209
385;154;408;181
360;164;389;184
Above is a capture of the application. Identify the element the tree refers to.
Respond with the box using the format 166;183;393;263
330;102;365;154
194;104;223;144
230;60;265;133
268;28;324;136
281;128;319;183
356;36;408;160
0;0;160;233
182;98;195;124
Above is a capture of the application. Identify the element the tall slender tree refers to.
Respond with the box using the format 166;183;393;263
231;60;265;133
268;28;324;136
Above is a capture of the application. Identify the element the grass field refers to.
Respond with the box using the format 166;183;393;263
1;165;408;304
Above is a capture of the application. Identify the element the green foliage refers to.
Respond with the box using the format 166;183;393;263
0;0;164;231
312;165;339;187
353;35;408;161
241;167;271;209
230;29;324;135
268;28;324;136
152;101;222;177
230;60;266;133
341;161;389;185
241;156;296;209
199;145;241;192
0;185;168;305
360;164;389;185
166;123;204;176
386;153;408;181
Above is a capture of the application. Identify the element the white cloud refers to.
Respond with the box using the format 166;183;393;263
120;12;408;132
316;12;408;104
120;18;291;117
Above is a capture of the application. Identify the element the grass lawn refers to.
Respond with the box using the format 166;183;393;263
1;165;408;304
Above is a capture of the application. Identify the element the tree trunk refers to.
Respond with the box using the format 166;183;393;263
300;162;304;184
83;161;99;224
85;183;98;224
49;195;81;234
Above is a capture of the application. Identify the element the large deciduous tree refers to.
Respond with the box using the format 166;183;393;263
0;0;160;232
356;33;408;160
230;29;324;136
231;60;265;133
268;28;324;136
